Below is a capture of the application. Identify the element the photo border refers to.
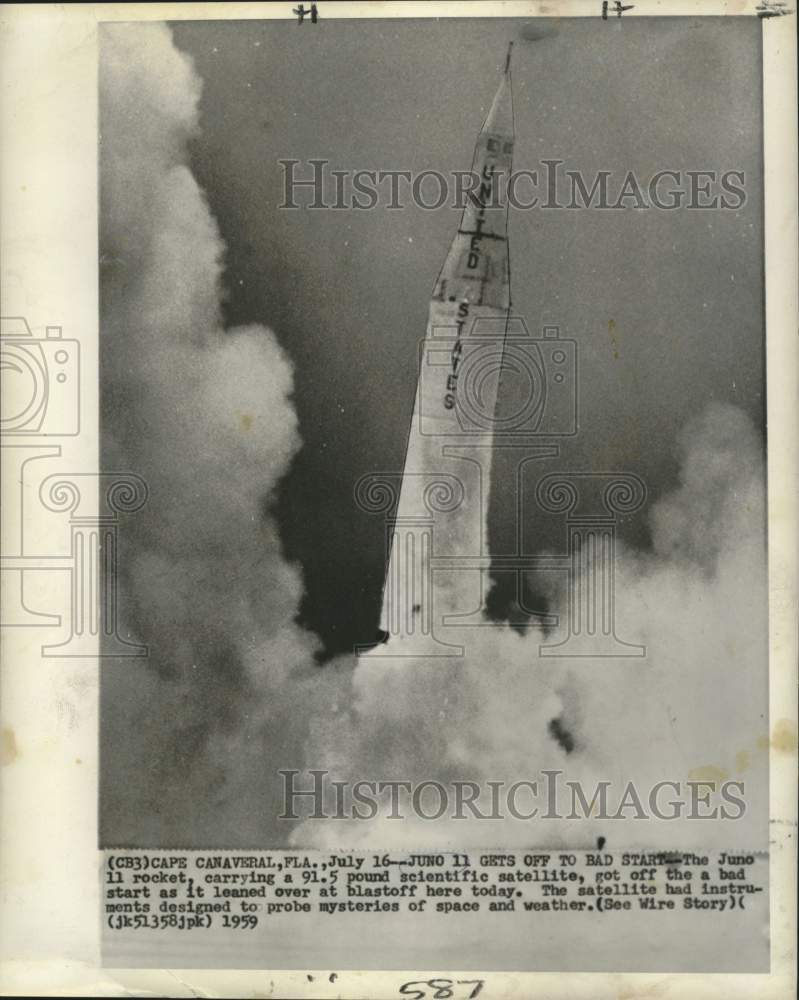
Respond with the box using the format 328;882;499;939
1;3;795;997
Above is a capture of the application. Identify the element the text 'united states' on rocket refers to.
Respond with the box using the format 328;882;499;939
367;46;516;656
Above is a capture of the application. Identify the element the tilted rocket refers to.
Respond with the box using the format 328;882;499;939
369;46;515;654
431;44;513;313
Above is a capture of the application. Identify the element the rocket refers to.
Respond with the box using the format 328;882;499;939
431;43;514;313
367;45;515;655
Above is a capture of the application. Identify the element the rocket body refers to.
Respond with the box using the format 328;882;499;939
376;58;515;646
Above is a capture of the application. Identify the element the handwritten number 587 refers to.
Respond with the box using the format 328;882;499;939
399;979;485;1000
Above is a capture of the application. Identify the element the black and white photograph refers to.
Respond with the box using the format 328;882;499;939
1;2;796;996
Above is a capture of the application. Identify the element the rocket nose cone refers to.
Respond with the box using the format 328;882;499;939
483;70;514;137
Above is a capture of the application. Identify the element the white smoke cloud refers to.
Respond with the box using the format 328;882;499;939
294;402;768;851
100;23;337;846
101;24;767;853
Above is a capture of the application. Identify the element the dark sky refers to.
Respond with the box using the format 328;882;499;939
170;16;764;659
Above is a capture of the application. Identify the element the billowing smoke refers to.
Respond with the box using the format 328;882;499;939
100;23;347;847
294;402;767;850
101;24;767;852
